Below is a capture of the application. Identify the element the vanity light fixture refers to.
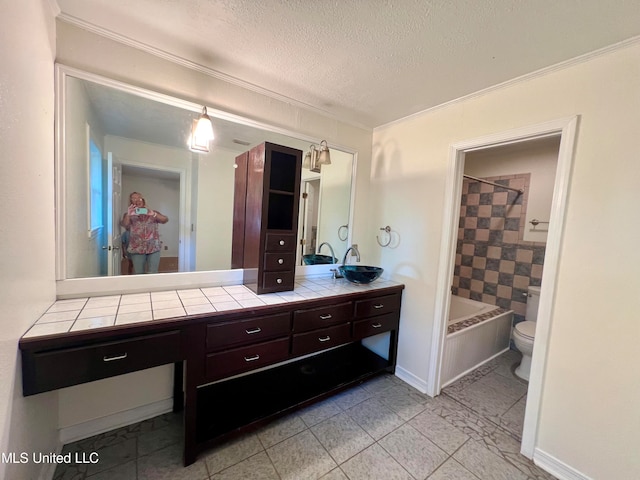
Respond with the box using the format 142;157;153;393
317;140;331;165
189;106;215;153
302;140;331;172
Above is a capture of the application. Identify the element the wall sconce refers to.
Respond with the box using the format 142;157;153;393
302;140;331;172
188;106;215;153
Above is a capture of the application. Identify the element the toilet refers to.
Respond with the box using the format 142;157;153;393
512;286;541;381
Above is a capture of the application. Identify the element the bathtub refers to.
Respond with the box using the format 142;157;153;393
441;295;513;388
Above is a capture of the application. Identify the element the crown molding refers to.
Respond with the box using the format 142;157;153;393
375;34;640;132
56;13;372;132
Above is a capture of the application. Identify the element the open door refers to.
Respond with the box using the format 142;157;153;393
106;152;122;276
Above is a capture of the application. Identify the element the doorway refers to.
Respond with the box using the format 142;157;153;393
119;164;185;274
428;116;578;458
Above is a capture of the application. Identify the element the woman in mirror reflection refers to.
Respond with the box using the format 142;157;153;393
120;192;169;274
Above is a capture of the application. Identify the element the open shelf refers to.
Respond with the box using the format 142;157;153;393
196;343;391;444
267;192;295;230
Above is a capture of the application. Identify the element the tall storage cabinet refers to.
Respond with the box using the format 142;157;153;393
232;142;302;294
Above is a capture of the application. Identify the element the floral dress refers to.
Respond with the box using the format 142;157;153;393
127;214;161;255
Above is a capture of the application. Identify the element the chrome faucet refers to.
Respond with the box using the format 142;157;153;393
342;245;361;265
317;242;336;263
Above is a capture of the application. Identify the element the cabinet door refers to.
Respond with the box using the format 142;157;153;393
231;152;249;269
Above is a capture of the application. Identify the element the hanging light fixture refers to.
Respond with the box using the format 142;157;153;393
317;140;331;165
303;140;330;172
189;106;215;153
302;144;318;171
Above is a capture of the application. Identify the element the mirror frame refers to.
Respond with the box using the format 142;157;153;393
55;64;357;297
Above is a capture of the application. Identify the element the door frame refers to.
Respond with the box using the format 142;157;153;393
427;116;579;457
106;152;122;276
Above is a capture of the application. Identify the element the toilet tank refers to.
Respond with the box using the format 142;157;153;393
525;286;541;322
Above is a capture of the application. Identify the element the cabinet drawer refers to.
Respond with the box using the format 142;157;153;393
291;323;351;356
205;337;289;380
352;313;399;340
263;252;295;271
262;271;295;291
23;331;182;395
293;302;352;333
354;294;401;318
265;233;296;252
206;313;290;352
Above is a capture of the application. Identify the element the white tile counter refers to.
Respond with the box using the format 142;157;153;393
24;276;401;339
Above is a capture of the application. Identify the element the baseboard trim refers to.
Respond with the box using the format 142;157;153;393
59;399;174;445
534;448;593;480
394;366;429;395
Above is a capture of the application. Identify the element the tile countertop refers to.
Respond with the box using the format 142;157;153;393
23;276;402;339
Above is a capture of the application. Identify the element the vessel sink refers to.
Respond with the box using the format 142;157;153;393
339;265;384;284
302;254;338;265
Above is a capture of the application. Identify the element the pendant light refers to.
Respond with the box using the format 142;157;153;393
189;106;215;153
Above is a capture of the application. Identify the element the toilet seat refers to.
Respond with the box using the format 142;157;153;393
514;321;536;340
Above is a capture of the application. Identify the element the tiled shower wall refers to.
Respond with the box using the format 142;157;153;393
452;174;545;322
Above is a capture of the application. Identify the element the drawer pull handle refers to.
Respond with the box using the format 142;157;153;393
276;278;283;284
245;327;262;334
373;304;384;309
103;353;127;362
244;355;260;362
278;258;284;264
372;323;383;328
318;336;331;342
279;240;285;246
319;314;332;320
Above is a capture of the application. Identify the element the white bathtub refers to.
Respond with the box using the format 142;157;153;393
441;295;513;387
448;295;499;326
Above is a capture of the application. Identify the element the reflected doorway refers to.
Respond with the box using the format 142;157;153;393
118;164;183;275
299;177;321;261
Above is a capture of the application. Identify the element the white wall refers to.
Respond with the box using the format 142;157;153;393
65;75;106;278
194;146;236;271
373;42;640;479
53;21;374;431
0;1;58;478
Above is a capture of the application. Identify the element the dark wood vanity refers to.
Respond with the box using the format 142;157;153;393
19;283;403;466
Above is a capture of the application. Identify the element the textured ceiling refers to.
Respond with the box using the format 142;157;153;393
56;0;640;128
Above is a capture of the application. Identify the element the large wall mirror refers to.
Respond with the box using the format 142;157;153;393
56;65;355;282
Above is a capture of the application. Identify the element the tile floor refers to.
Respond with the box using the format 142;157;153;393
54;349;556;480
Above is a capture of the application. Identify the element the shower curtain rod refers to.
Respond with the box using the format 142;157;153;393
463;174;524;194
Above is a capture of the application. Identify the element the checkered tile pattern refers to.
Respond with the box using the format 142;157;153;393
452;174;544;322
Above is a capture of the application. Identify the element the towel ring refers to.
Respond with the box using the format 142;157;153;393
338;224;348;241
376;226;392;247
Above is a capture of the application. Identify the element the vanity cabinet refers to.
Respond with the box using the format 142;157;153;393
19;284;403;468
188;288;402;465
232;142;302;294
